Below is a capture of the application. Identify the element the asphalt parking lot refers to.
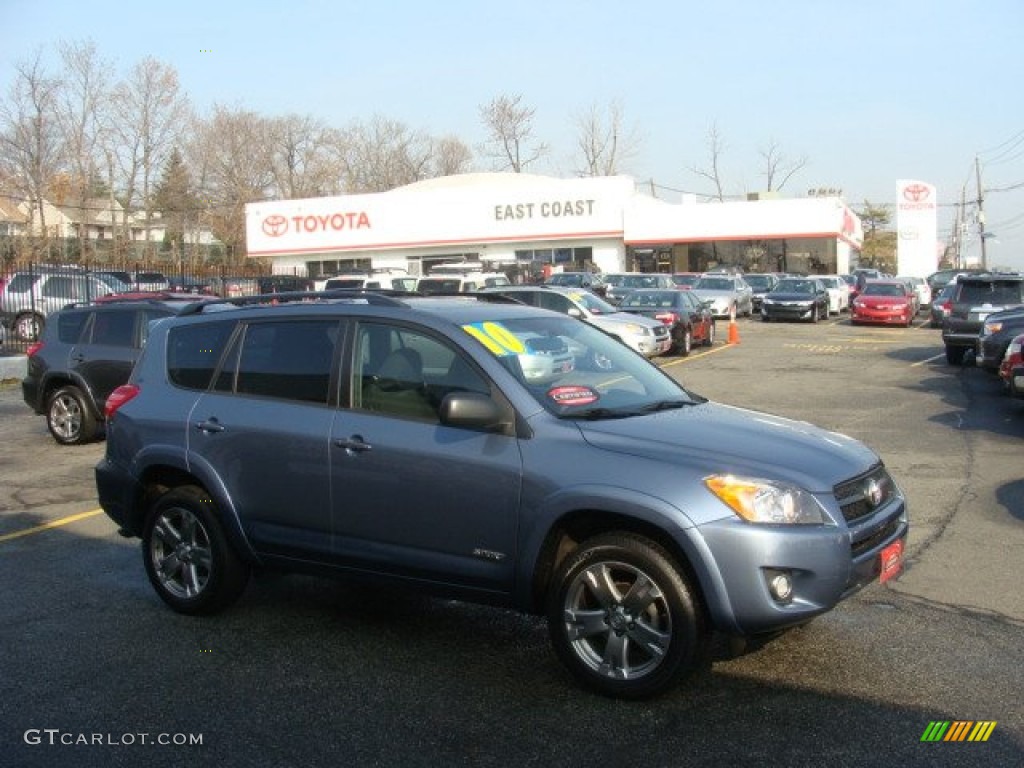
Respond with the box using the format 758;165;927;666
1;314;1022;768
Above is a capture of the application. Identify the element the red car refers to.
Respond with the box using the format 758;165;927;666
851;280;916;327
999;332;1024;397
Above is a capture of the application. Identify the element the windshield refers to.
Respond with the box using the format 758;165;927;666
569;290;618;315
695;277;733;291
621;291;678;309
863;283;906;297
417;278;463;294
745;275;772;290
461;315;700;418
775;279;815;294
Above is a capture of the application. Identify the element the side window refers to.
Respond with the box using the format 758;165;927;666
167;320;236;390
140;310;173;346
354;322;488;422
57;311;91;343
90;310;136;347
537;292;572;314
230;320;337;404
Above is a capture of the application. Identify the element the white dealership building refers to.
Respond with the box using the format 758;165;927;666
245;173;863;280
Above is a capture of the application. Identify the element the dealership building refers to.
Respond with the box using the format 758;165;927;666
245;173;864;279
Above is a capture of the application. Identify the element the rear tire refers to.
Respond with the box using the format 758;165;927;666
677;328;692;357
46;385;98;445
142;485;250;615
546;533;709;700
704;322;716;347
945;345;967;365
15;312;44;342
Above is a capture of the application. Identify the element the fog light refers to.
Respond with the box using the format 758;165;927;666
769;572;793;602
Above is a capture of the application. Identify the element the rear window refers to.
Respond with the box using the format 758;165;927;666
167;320;236;390
958;281;1023;305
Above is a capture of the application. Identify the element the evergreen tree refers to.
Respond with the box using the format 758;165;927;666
152;147;196;255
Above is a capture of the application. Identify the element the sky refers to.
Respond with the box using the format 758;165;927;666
2;0;1023;272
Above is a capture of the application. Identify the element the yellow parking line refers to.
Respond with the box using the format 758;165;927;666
0;509;104;543
659;343;736;368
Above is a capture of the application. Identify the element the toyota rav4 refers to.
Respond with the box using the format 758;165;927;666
95;291;907;699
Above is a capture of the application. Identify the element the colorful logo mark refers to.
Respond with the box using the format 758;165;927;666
921;721;997;742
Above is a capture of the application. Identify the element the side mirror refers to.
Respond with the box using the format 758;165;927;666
439;392;508;433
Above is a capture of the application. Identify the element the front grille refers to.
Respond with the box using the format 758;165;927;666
835;465;895;524
851;518;902;558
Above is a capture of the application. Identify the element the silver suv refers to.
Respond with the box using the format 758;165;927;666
481;285;672;358
0;268;119;341
96;292;907;699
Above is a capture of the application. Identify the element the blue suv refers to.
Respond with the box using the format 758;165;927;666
95;291;908;699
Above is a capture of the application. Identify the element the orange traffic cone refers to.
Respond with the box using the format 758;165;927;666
728;318;740;345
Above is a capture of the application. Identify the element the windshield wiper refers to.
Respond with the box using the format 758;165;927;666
561;407;638;421
638;399;696;413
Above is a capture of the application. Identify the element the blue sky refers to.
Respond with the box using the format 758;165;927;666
2;0;1022;271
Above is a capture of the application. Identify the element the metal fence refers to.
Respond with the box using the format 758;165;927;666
0;259;313;354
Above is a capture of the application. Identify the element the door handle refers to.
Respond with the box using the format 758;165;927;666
194;418;225;433
334;435;371;453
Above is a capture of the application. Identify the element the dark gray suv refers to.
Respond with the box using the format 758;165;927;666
95;292;907;699
941;274;1024;364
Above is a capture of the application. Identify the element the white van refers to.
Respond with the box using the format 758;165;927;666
416;266;511;294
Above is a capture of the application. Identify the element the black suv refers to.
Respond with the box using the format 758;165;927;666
95;291;907;699
22;297;204;444
941;274;1024;365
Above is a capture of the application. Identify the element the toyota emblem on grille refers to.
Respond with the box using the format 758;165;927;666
864;479;884;507
262;214;288;237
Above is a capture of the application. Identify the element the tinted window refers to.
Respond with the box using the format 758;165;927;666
8;273;38;292
225;320;337;404
168;320;236;390
56;310;90;343
537;292;574;314
90;309;136;347
958;281;1023;305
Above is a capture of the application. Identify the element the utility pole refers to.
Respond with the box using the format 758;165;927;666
975;156;987;269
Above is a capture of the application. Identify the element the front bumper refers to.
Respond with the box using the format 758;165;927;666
851;306;910;325
692;492;908;635
762;302;814;321
975;337;1007;371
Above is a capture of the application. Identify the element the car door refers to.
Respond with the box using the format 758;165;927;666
71;308;144;410
329;319;522;593
188;318;340;559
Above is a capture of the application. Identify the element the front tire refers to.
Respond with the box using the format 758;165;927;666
142;485;250;615
704;322;716;347
46;385;98;445
546;533;709;700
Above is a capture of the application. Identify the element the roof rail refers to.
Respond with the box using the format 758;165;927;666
174;288;412;317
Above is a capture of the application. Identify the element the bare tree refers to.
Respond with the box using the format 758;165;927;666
55;40;112;197
340;115;433;193
109;57;189;248
0;49;65;248
430;134;474;177
266;114;345;199
187;105;274;260
573;99;640;176
689;122;728;201
759;138;807;192
478;93;547;173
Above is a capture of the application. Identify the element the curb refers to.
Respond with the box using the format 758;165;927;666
0;355;26;383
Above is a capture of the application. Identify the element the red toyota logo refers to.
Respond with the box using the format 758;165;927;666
902;184;931;203
262;214;288;237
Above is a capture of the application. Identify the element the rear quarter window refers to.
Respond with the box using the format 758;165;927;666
56;311;90;343
167;320;236;390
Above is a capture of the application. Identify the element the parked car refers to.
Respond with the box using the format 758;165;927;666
543;271;607;297
850;280;916;327
929;283;956;328
743;273;779;313
618;288;715;355
671;272;703;290
95;291;907;699
941;274;1024;365
324;274;417;292
21;295;208;444
206;275;261;298
481;285;672;358
975;308;1024;373
898;276;932;310
817;275;850;315
926;267;988;298
167;275;217;295
691;274;754;319
0;268;120;341
133;271;171;292
999;333;1024;397
760;277;830;323
416;271;510;294
602;273;676;305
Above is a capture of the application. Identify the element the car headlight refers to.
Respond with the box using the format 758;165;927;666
623;323;651;335
704;475;826;524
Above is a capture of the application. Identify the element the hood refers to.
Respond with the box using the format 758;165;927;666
766;291;818;302
576;401;879;492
